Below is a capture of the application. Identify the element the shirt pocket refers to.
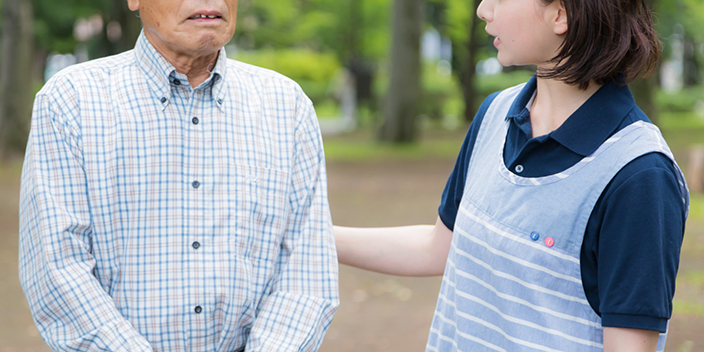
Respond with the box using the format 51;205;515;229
224;164;289;264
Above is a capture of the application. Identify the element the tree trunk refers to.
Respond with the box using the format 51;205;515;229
688;145;704;194
630;74;659;125
380;0;423;143
0;0;34;160
115;0;142;53
461;0;481;123
628;0;659;125
345;0;375;110
95;0;142;57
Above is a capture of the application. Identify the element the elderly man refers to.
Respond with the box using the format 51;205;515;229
18;0;339;351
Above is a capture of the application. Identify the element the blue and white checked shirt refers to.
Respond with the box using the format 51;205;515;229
19;32;339;352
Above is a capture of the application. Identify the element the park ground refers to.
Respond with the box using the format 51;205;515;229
1;127;703;351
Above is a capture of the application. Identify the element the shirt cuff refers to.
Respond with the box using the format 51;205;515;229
601;313;668;333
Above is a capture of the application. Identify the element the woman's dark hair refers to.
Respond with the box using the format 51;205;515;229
538;0;661;89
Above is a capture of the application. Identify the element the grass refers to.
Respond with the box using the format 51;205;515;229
673;194;704;317
658;112;704;154
323;128;468;162
689;194;704;221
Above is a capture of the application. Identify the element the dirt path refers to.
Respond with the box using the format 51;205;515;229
1;159;702;351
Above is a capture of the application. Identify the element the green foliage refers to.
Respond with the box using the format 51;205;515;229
656;0;704;80
418;62;463;120
690;194;704;221
435;0;492;62
231;48;341;105
32;0;108;53
235;0;392;62
475;70;535;95
323;131;465;162
679;0;704;43
656;87;704;113
474;70;535;113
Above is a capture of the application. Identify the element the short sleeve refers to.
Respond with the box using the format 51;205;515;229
581;152;687;332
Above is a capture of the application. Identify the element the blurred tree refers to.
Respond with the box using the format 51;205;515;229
455;0;481;123
628;0;662;124
0;0;34;159
380;0;423;142
629;0;704;124
91;0;142;57
433;0;487;123
234;0;392;109
32;0;99;76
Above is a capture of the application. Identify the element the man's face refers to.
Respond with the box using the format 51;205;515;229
128;0;238;59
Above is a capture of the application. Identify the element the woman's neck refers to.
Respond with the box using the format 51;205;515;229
529;77;602;138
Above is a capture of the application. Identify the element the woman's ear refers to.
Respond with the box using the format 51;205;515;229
553;0;568;35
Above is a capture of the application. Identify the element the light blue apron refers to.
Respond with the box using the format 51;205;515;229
426;84;689;352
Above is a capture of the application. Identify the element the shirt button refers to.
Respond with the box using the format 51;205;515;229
515;165;524;173
530;232;540;241
160;97;167;104
545;237;555;247
192;181;200;189
192;117;199;125
173;79;181;86
192;241;201;249
194;306;202;314
217;98;223;105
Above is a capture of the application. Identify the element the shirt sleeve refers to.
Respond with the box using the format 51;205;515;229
439;92;500;230
583;152;687;333
19;83;153;351
244;88;339;352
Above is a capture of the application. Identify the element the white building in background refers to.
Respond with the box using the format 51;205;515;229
661;25;685;93
44;54;77;82
422;27;452;63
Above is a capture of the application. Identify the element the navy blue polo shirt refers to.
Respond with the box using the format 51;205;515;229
439;76;687;333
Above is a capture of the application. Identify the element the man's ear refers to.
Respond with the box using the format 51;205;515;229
553;1;568;35
127;0;140;12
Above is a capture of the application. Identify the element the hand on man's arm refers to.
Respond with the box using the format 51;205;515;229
335;217;452;276
603;327;659;352
19;85;152;351
244;91;339;352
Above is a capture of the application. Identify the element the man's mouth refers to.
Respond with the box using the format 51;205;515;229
188;13;223;20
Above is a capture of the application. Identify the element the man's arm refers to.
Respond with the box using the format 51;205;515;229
244;90;339;352
603;327;659;352
335;217;453;276
19;88;152;351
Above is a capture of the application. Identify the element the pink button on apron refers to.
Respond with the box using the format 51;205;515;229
545;237;555;247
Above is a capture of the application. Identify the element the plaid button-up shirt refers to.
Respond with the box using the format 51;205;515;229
19;32;339;352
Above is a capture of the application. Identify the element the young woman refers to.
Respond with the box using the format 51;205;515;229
335;0;689;351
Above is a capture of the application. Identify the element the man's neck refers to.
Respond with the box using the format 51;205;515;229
529;77;602;138
144;30;220;88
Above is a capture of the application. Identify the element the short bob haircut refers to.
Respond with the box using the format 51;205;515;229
538;0;661;89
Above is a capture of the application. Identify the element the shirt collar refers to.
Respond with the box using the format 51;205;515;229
506;74;636;157
210;48;228;112
134;31;228;111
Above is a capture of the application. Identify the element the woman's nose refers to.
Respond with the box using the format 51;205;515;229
476;0;492;22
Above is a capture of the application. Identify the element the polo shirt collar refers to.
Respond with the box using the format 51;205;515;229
135;31;228;111
506;74;637;157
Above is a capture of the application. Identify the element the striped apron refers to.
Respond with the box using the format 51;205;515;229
426;84;689;352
